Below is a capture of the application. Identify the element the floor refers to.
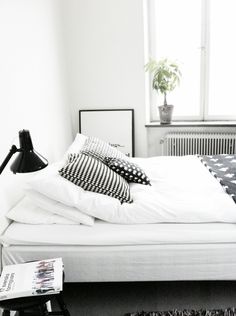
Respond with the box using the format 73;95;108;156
57;281;236;316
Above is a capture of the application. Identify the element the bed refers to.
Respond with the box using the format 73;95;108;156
1;134;236;282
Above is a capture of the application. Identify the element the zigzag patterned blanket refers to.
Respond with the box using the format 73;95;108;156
199;154;236;203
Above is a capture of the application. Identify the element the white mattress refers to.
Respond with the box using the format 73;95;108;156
2;221;236;282
3;243;236;282
2;220;236;246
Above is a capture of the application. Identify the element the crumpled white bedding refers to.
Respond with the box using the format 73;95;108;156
25;155;236;224
6;197;81;225
25;189;94;226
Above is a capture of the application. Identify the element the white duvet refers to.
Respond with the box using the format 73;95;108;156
25;155;236;224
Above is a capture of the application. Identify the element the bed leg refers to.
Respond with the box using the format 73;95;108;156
55;293;71;316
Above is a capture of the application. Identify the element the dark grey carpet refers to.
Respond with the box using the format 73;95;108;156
55;281;236;316
125;308;236;316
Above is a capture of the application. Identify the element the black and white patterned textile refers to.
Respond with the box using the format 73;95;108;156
199;154;236;203
80;137;127;163
106;158;151;185
59;153;133;204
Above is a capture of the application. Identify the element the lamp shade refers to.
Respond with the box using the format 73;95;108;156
10;130;48;174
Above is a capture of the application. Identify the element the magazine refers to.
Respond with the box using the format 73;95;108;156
0;258;63;301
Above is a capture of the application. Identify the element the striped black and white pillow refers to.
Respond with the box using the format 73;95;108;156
59;154;133;204
80;137;127;163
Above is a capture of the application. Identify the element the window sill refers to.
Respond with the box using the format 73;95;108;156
145;121;236;128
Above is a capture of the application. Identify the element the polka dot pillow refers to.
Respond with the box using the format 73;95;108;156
106;158;151;185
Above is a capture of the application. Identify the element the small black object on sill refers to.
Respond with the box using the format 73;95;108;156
0;130;48;175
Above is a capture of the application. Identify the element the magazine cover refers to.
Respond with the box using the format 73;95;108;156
0;258;63;301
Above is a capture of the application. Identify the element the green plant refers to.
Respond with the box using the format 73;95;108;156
145;58;181;106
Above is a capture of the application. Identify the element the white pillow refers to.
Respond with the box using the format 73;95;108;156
63;133;87;160
25;189;94;226
26;161;119;220
7;197;79;225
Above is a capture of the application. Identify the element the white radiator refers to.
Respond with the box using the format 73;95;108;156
161;132;236;156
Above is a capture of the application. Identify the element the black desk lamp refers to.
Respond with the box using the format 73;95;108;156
0;130;48;175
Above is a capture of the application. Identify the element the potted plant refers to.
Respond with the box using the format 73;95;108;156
145;58;181;124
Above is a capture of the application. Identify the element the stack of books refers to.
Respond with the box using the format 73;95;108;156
0;258;63;301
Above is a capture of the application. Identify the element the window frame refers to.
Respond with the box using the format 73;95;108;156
145;0;236;123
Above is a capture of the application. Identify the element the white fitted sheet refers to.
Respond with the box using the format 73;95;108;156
2;220;236;246
2;221;236;282
3;243;236;282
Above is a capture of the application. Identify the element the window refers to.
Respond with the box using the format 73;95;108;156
146;0;236;122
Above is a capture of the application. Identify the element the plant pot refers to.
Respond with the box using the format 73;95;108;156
158;104;174;124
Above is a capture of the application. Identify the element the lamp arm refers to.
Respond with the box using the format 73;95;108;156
0;145;19;175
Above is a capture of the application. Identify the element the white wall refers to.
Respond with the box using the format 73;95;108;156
0;0;73;170
2;0;230;162
62;0;148;157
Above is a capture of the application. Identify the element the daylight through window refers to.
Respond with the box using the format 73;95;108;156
147;0;236;122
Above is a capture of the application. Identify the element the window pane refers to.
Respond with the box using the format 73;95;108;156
150;0;202;120
208;0;236;117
